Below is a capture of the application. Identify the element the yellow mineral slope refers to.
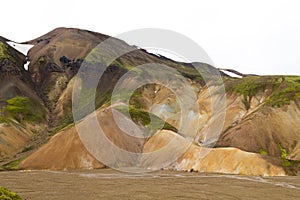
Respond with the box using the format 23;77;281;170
143;130;286;176
19;124;104;170
20;107;145;170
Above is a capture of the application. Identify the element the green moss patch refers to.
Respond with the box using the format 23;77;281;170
0;41;10;60
6;96;45;123
114;106;177;136
0;116;9;124
0;186;22;200
0;157;26;171
0;41;17;64
278;143;300;169
265;76;300;107
226;76;300;109
226;76;279;109
279;144;288;159
259;149;268;156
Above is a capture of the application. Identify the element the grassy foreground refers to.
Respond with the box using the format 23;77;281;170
0;186;22;200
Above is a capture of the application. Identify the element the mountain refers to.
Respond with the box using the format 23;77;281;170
0;28;299;175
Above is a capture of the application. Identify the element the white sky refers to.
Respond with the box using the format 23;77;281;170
1;0;300;75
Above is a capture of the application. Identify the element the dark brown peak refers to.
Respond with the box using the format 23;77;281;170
25;27;110;45
25;27;114;83
25;27;69;45
23;28;112;111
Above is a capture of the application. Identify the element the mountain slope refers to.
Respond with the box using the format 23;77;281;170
0;38;47;163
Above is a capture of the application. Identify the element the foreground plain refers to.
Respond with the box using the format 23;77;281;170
0;169;300;200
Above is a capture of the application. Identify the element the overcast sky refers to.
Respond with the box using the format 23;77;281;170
1;0;299;75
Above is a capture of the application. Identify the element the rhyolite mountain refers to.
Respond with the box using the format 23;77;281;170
0;28;299;175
